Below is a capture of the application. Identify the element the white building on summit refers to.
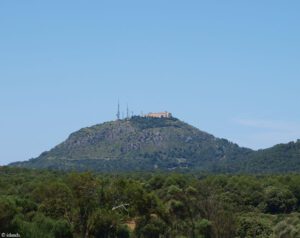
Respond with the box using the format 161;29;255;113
145;111;172;118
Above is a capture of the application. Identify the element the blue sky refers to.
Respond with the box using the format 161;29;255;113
1;1;300;165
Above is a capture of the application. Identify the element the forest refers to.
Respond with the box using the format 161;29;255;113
1;167;300;238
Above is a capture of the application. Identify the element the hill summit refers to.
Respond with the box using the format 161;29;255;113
11;116;252;172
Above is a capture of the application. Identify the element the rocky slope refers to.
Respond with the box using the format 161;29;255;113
10;116;252;172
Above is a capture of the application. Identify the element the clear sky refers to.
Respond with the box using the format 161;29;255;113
1;1;300;165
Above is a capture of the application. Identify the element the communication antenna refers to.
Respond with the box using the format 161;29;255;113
126;104;129;119
116;100;120;120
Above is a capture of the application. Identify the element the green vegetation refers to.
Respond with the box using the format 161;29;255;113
242;140;300;173
1;167;300;237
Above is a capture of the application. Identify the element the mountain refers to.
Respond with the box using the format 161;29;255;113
10;116;300;173
240;140;300;173
10;116;252;172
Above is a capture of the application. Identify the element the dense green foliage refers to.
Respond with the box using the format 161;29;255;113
1;167;300;237
242;140;300;173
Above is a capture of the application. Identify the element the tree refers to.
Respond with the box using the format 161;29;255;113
264;186;297;214
236;215;273;238
273;215;300;238
0;196;18;232
135;216;167;238
67;172;100;237
32;181;73;220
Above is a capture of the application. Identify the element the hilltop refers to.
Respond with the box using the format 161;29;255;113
10;116;252;172
10;116;300;173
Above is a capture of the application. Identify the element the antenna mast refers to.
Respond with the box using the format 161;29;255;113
126;104;129;119
116;100;120;120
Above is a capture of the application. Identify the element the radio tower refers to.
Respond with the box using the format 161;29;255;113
116;100;120;120
126;104;129;119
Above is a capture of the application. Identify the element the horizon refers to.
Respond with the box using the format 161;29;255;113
1;1;300;165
